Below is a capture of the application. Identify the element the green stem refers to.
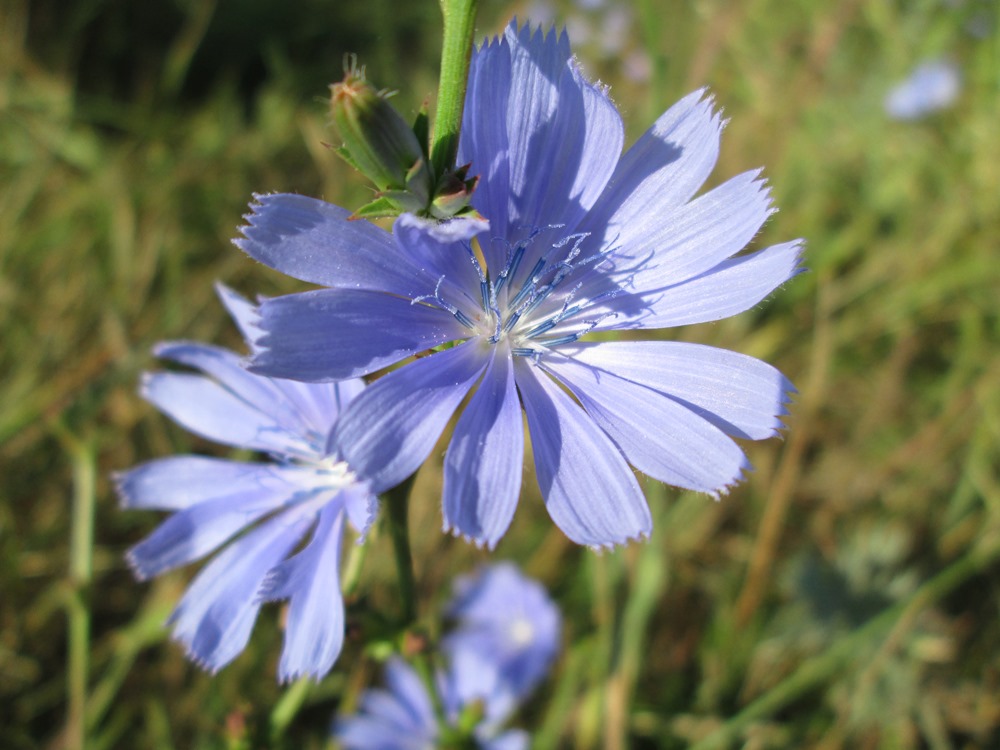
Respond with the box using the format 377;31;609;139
431;0;478;178
384;473;419;626
62;430;95;750
382;474;449;726
690;530;1000;750
270;677;313;739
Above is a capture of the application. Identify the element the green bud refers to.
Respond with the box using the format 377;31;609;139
330;58;482;221
330;61;432;203
430;164;479;220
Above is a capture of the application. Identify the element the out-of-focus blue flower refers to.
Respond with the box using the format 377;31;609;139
335;657;529;750
335;563;558;749
237;20;801;550
443;563;560;701
884;60;961;120
115;284;377;681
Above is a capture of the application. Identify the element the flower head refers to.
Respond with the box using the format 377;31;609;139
236;20;802;550
884;59;961;120
443;562;560;701
335;563;558;750
115;284;377;681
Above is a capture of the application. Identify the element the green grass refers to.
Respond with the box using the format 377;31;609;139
2;0;999;747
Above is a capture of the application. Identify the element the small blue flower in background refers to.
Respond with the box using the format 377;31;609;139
884;60;961;120
237;20;802;550
335;563;559;749
444;562;560;700
115;284;377;681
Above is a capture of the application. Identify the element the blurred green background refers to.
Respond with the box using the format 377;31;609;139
2;0;999;747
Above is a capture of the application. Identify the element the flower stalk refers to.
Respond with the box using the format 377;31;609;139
383;474;419;627
431;0;478;178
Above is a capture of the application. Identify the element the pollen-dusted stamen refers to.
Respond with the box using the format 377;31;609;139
412;276;476;329
405;224;624;357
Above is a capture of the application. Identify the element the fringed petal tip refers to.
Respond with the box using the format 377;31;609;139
111;470;132;509
511;18;570;47
124;545;155;582
231;192;287;253
349;491;380;541
277;667;323;685
587;528;651;554
485;17;571;59
254;568;284;603
137;371;155;400
706;461;754;502
442;522;499;552
171;635;227;675
232;194;266;240
767;384;799;438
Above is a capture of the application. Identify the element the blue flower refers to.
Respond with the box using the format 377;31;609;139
443;562;560;702
236;21;802;549
335;563;558;749
115;284;377;681
335;657;529;750
884;60;961;120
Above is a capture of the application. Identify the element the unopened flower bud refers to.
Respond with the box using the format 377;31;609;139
330;63;432;204
430;164;479;220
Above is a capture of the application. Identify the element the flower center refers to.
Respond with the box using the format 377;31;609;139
507;616;535;647
417;226;621;358
285;456;357;493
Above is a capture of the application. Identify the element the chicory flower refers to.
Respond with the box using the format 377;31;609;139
884;59;961;120
115;285;376;681
336;563;559;749
237;21;802;549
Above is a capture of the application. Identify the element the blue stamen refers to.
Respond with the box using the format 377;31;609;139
525;318;556;338
502;310;521;333
412;276;475;330
453;309;475;328
508;278;537;311
480;280;490;311
511;347;539;357
540;333;581;347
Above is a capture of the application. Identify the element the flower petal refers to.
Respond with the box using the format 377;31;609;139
332;340;489;492
115;456;279;511
603;239;805;330
127;487;291;580
337;658;435;742
215;282;260;342
483;731;530;750
259;502;346;681
206;285;360;439
443;647;517;724
341;483;379;539
141;371;308;454
234;193;432;297
502;23;572;230
460;32;513;259
514;359;651;547
605;170;775;294
392;213;487;308
443;343;523;548
251;288;467;381
583;89;722;235
168;513;310;672
501;22;624;233
543;353;750;495
533;62;624;230
559;341;794;440
153;341;314;441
